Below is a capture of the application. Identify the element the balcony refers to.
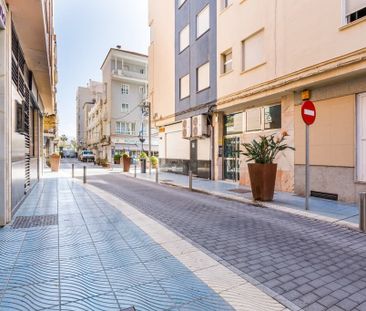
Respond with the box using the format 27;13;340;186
112;69;147;82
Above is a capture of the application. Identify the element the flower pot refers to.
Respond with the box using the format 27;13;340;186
123;157;131;172
50;155;61;172
247;163;277;201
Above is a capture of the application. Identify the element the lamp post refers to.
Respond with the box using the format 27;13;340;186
140;100;152;175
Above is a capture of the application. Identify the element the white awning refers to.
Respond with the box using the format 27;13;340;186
346;0;366;15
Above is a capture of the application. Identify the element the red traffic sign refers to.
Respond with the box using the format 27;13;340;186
301;100;316;125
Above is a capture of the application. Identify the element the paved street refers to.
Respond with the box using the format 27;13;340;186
0;175;239;311
65;159;366;311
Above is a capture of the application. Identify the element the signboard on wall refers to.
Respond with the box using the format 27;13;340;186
0;4;6;29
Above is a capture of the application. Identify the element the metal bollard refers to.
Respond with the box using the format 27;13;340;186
83;166;86;184
155;167;159;183
134;162;137;178
72;164;74;178
360;192;366;232
189;170;193;191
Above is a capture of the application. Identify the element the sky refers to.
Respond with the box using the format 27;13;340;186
54;0;149;139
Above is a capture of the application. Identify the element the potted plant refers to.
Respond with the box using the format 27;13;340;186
241;131;294;201
122;153;131;172
50;153;61;172
150;156;158;169
139;152;147;173
114;153;121;164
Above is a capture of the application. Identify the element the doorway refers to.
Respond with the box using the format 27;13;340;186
224;136;240;181
357;93;366;182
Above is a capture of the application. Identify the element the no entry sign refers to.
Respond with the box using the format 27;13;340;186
301;100;316;125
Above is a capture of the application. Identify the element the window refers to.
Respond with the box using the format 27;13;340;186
222;50;232;74
178;0;186;8
116;121;136;135
16;101;24;133
121;84;129;94
246;108;262;132
197;62;210;91
179;25;190;52
264;105;281;130
245;104;281;132
345;0;366;23
196;5;210;38
179;74;190;99
121;103;129;113
242;30;265;71
222;0;233;10
139;86;145;95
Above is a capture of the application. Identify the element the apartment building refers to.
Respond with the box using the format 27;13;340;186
214;0;366;202
149;0;217;179
76;80;105;151
0;0;57;225
100;48;158;162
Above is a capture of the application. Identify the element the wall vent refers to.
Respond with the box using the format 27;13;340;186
311;191;338;201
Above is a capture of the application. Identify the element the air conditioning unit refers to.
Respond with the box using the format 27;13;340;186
192;115;208;138
182;118;191;139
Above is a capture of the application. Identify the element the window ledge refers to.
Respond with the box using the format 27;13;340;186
339;16;366;31
240;62;266;75
220;70;233;77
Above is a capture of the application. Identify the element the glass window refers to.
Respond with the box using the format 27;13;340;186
180;74;190;99
121;84;129;94
179;25;190;52
224;113;243;135
222;0;233;10
222;50;232;74
264;105;281;130
246;108;262;132
178;0;187;8
242;30;265;71
121;103;129;113
197;62;210;91
346;0;366;23
197;5;210;38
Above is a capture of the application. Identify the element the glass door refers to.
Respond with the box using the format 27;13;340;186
224;136;240;181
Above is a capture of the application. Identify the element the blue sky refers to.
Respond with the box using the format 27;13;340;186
54;0;149;139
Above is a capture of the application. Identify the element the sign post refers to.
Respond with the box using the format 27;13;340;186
301;100;316;210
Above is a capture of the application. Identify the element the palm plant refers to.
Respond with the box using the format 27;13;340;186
241;132;294;164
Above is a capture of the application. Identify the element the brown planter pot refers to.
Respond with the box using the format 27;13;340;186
248;163;277;201
123;157;131;172
50;155;61;172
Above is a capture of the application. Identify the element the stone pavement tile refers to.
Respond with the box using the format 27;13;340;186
335;298;359;311
97;248;141;270
15;246;59;266
60;271;112;304
0;280;59;311
7;260;59;289
59;254;104;278
178;295;235;311
304;302;328;311
58;292;120;311
114;281;176;311
105;263;156;292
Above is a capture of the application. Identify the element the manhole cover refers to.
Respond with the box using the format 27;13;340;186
228;188;251;194
12;215;58;229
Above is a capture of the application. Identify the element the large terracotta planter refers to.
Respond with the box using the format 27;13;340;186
122;157;131;172
50;154;61;172
248;163;277;201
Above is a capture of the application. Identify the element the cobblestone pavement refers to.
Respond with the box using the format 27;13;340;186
0;177;234;311
86;172;366;311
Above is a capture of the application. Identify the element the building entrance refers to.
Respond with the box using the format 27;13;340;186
223;136;240;182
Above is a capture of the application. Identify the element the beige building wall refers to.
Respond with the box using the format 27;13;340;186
148;0;175;128
216;0;366;201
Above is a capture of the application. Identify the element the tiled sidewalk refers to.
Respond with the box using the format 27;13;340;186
123;169;359;227
0;176;235;311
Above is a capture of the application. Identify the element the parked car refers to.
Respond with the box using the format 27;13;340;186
79;150;95;162
63;149;76;158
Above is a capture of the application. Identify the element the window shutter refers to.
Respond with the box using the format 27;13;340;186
346;0;366;15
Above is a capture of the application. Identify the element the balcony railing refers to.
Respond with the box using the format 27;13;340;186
112;69;147;80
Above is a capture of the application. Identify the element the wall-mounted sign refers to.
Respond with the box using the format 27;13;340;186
0;4;6;30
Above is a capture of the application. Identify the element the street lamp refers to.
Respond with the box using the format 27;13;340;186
140;100;152;175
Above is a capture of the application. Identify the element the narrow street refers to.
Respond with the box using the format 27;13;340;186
60;159;366;311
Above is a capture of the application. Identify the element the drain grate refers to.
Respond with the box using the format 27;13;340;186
228;188;251;194
12;215;58;229
160;179;174;183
